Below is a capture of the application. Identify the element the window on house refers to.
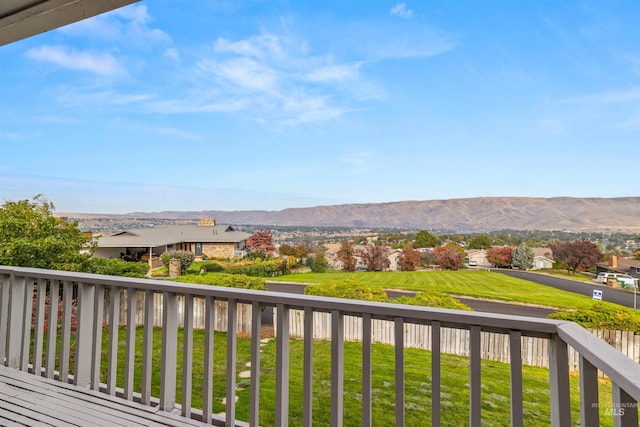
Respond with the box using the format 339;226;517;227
195;243;202;256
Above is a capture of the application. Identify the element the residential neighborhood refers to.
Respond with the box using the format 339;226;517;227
93;218;252;267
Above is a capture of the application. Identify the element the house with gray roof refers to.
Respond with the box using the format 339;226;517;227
94;219;252;262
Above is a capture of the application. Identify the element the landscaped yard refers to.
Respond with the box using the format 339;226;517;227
101;327;614;427
267;270;608;311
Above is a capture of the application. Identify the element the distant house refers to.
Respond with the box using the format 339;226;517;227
94;219;252;263
531;248;554;270
596;256;640;279
465;249;490;268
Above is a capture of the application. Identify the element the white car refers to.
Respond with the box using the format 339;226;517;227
597;272;638;288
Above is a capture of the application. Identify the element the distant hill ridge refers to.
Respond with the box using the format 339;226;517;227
120;197;640;232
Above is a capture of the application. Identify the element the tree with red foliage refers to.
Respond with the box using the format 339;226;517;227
357;243;391;271
433;246;465;270
337;240;357;272
486;246;513;268
246;230;276;255
398;243;422;271
549;240;602;274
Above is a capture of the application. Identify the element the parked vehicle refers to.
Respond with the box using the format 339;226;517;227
597;272;638;288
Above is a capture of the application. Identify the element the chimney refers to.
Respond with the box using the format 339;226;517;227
609;255;618;268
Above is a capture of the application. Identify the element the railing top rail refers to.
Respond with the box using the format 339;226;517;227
1;265;560;336
557;322;640;401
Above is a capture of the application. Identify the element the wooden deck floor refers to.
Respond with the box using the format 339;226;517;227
0;365;210;427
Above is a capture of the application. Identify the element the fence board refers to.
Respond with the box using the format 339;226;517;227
106;292;639;370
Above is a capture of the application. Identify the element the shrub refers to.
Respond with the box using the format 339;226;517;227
225;259;288;277
549;303;640;333
390;292;471;311
199;262;225;273
178;273;265;290
78;257;149;278
161;250;195;275
304;279;387;302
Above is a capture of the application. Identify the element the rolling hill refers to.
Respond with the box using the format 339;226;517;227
114;196;640;232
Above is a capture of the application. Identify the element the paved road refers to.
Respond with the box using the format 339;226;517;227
494;270;639;309
457;297;557;317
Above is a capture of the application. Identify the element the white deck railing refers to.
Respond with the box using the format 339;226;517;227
0;265;639;426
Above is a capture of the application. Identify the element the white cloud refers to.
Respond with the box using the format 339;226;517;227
164;48;180;61
306;64;361;83
198;57;279;94
58;4;170;45
391;3;413;19
214;33;284;59
25;45;126;76
565;88;640;104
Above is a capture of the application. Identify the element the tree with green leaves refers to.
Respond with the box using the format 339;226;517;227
511;243;534;270
414;230;439;248
467;235;493;249
306;251;328;273
0;196;92;269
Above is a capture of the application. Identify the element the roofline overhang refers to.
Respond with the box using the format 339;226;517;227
0;0;140;46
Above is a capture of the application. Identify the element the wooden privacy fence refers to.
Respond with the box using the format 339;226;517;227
110;290;639;370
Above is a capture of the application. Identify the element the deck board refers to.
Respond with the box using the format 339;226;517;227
0;365;211;426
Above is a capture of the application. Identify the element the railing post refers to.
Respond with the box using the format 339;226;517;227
303;306;314;427
509;330;523;427
6;274;25;369
202;296;215;424
32;278;47;375
470;325;482;427
160;291;178;411
91;284;105;391
19;277;33;372
226;298;238;426
549;334;571;427
612;384;638;427
431;321;441;427
250;301;262;427
45;280;60;379
107;286;121;395
182;294;194;417
124;288;137;399
141;289;154;404
331;309;344;427
395;317;405;427
579;356;599;427
74;282;95;387
0;274;10;364
59;281;73;382
362;313;372;427
275;304;290;427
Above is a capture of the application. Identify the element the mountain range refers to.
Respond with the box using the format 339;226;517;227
117;197;640;232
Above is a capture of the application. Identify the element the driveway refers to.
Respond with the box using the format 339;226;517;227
494;270;639;310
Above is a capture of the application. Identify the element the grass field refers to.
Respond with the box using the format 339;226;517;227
101;327;614;427
268;270;609;311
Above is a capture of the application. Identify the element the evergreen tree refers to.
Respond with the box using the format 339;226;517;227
511;243;534;270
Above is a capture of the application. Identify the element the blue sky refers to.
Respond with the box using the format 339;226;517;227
1;1;639;214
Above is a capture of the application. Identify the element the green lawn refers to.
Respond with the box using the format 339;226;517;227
269;270;614;311
101;327;613;427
